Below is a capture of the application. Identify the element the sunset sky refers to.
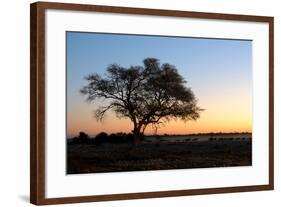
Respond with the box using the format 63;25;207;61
66;32;252;137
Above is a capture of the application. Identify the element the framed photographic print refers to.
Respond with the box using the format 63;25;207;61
30;1;274;205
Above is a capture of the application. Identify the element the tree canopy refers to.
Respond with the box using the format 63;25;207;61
80;58;203;143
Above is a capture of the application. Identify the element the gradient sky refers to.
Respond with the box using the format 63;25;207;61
66;32;252;137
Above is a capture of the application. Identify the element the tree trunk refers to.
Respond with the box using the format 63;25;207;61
133;127;141;145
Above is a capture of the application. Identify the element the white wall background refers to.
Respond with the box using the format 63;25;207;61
0;0;279;206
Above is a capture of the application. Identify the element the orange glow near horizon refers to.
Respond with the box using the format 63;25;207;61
67;91;252;137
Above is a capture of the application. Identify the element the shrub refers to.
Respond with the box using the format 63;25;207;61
94;132;135;144
71;132;92;144
94;132;108;145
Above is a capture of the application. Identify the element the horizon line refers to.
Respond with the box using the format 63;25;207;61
67;131;252;138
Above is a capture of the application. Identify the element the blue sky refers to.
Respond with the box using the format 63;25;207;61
66;31;252;136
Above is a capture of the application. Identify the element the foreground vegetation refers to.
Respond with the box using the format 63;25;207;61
67;132;252;174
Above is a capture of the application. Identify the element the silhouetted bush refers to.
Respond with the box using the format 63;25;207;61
106;132;134;144
79;132;89;139
94;132;108;145
94;132;144;145
69;132;145;145
70;132;93;144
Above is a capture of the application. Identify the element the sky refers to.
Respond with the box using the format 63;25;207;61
66;31;252;137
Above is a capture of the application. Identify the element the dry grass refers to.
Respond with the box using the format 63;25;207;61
67;139;252;174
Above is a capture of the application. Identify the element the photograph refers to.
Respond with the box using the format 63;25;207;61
66;31;252;174
29;2;273;204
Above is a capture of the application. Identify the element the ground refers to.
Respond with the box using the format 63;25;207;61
67;139;252;174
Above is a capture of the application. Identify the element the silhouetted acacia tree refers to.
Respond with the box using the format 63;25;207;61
81;58;202;144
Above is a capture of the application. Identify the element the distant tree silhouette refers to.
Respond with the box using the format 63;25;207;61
81;58;203;144
78;132;89;140
95;132;108;139
95;132;108;145
94;132;135;145
71;132;91;144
